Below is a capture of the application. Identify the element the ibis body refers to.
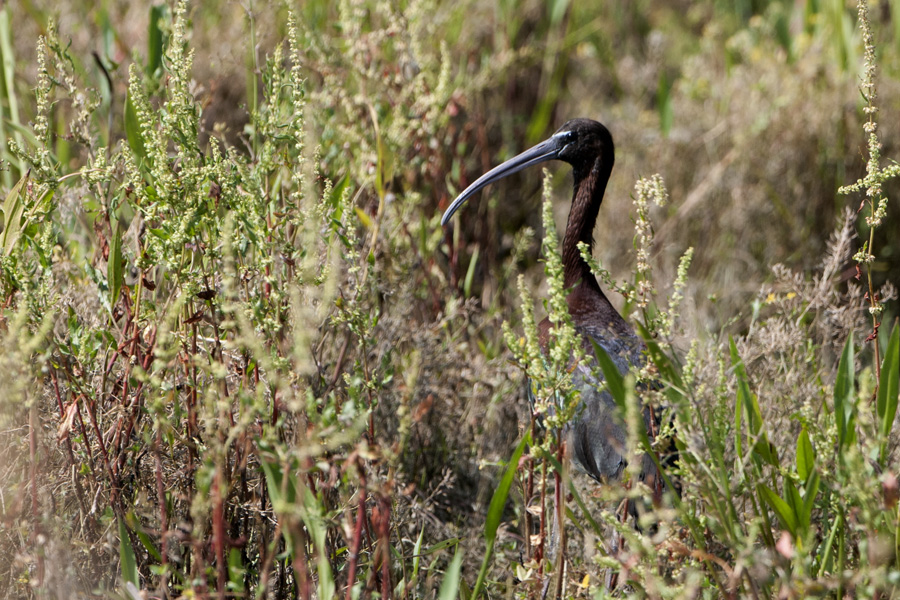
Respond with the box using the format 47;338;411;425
442;118;669;493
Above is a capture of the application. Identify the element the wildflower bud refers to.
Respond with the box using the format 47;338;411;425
775;531;794;559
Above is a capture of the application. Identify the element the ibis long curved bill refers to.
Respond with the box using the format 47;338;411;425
440;131;573;226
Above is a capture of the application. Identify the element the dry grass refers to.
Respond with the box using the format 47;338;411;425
0;0;898;598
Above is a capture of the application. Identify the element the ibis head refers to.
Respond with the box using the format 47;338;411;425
440;119;614;226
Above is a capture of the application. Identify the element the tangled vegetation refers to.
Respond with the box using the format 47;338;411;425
0;0;899;598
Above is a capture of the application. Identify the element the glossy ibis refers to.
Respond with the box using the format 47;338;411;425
442;118;676;507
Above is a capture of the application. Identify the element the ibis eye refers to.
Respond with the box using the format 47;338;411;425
553;130;575;144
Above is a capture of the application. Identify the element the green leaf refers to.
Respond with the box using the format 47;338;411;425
730;337;776;466
118;518;139;587
817;512;842;577
147;5;168;76
1;170;28;255
834;335;856;450
227;547;245;593
147;227;170;240
590;338;626;409
412;526;425;579
784;477;803;531
463;245;479;299
537;446;603;536
260;458;298;506
484;434;529;545
796;427;815;482
636;322;684;391
422;538;461;555
134;524;163;562
328;173;349;215
355;207;373;229
438;546;463;600
108;218;124;309
548;0;570;25
877;322;900;464
758;484;797;535
0;7;24;184
800;469;820;532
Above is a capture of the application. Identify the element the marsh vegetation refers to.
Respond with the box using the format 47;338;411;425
1;0;899;598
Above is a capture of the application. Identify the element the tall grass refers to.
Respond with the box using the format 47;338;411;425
0;0;897;599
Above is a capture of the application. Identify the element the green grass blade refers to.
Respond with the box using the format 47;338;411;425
412;525;424;579
227;547;245;594
800;469;820;533
463;245;479;298
877;322;899;464
796;427;815;482
438;546;464;600
484;433;529;546
108;218;124;309
730;337;776;466
539;447;603;536
147;4;167;77
636;321;684;391
0;7;23;184
784;478;803;532
834;334;856;451
590;338;626;407
758;484;797;535
422;538;461;555
131;517;163;562
1;170;28;255
471;432;529;599
817;512;842;577
118;517;139;587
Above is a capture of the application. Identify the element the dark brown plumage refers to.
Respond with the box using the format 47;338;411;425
442;118;676;501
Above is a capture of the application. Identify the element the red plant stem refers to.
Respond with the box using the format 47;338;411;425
271;391;279;426
295;528;311;600
345;461;368;600
328;333;351;391
377;495;392;600
108;303;137;478
115;329;157;477
190;535;208;598
30;401;44;587
50;370;89;518
84;392;121;513
538;460;547;574
554;441;566;600
213;467;226;599
154;427;169;596
205;301;234;428
257;484;275;595
73;397;96;474
187;323;199;473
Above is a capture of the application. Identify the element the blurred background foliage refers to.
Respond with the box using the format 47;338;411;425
0;0;898;597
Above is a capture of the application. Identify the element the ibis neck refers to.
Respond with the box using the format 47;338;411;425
562;159;609;291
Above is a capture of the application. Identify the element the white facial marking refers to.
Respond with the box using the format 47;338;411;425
551;130;571;139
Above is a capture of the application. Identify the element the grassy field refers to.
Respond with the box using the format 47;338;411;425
1;0;900;598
